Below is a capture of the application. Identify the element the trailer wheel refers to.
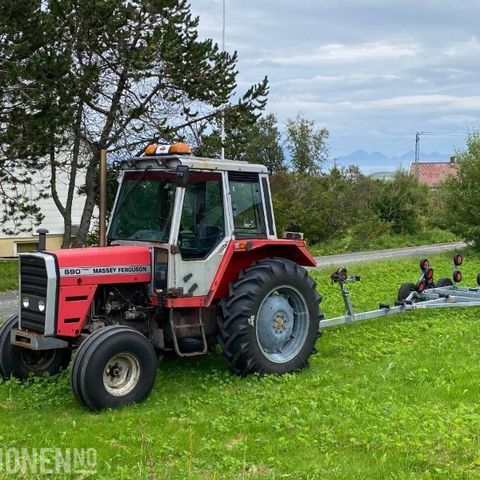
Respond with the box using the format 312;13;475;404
0;315;71;379
436;277;453;288
420;258;430;271
397;283;416;302
218;258;323;375
71;326;157;411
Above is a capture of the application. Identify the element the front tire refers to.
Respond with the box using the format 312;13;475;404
71;325;157;411
218;258;323;375
0;315;71;379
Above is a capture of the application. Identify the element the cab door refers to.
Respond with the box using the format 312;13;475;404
170;171;231;297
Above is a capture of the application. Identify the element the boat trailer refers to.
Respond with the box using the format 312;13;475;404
320;253;480;329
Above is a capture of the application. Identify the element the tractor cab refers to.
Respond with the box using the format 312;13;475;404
108;143;277;298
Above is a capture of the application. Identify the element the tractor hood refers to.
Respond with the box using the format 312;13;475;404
52;245;152;286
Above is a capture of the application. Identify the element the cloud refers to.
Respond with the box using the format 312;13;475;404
268;42;420;66
191;0;479;160
443;36;480;57
354;95;480;111
275;73;402;86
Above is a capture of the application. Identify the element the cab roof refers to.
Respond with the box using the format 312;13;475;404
120;154;268;174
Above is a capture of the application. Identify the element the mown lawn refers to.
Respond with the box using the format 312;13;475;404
0;260;17;292
1;251;480;478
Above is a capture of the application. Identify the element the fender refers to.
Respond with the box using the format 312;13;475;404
164;239;316;308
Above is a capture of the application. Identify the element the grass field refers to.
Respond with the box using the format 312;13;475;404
1;252;480;478
0;260;17;292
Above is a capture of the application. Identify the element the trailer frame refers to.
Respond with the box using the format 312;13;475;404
320;262;480;330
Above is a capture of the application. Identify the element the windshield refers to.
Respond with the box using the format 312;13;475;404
109;171;176;242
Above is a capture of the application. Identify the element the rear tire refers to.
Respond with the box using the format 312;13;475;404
0;315;71;379
218;258;323;375
71;325;157;411
397;283;416;302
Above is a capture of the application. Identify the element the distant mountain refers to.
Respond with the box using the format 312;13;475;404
333;150;451;174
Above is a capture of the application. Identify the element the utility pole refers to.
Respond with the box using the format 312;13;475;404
414;132;420;164
220;0;226;160
99;148;107;247
414;132;421;177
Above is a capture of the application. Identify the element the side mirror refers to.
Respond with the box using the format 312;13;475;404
175;165;190;187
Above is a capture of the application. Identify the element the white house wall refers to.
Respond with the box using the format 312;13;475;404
0;166;87;256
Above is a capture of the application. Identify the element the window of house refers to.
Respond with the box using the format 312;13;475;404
16;242;39;254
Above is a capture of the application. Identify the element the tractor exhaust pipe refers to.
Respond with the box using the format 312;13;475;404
36;228;49;251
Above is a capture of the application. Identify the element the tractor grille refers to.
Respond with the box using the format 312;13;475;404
20;255;48;333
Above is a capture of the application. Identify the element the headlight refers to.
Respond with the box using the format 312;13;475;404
37;299;46;313
22;296;30;309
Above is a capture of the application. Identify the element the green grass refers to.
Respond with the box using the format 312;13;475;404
0;260;17;292
2;252;480;478
309;228;460;256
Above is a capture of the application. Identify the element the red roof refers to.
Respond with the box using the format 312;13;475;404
409;162;459;187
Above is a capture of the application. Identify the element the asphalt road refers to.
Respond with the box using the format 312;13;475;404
0;241;467;321
0;290;17;321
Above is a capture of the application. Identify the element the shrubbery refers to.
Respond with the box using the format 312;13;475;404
271;167;448;251
440;132;480;247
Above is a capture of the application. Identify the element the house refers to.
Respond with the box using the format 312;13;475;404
408;157;459;187
0;168;86;257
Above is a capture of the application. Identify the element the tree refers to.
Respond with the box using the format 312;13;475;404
242;114;285;173
0;0;268;247
441;131;480;246
0;0;50;235
285;113;329;175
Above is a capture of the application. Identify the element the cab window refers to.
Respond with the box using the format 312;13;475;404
228;172;266;239
179;173;225;260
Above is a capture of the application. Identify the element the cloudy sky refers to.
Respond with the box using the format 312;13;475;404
191;0;479;164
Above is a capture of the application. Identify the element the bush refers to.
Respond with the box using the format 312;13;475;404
271;167;451;250
441;131;480;246
271;167;381;244
372;170;428;235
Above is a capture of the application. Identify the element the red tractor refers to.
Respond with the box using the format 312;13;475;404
0;144;322;410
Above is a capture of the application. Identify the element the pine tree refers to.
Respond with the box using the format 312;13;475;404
0;0;268;246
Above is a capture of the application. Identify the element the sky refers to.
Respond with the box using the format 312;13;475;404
191;0;480;164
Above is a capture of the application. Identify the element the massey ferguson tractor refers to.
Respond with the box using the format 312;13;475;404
0;143;322;410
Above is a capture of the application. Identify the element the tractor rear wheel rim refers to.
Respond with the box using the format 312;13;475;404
103;352;141;397
256;285;309;364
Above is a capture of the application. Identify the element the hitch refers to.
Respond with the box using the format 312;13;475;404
330;267;360;284
330;267;361;323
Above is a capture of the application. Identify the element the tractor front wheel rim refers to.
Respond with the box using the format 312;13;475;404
21;349;56;371
103;352;141;397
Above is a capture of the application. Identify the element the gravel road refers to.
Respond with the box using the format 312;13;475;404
313;241;466;269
